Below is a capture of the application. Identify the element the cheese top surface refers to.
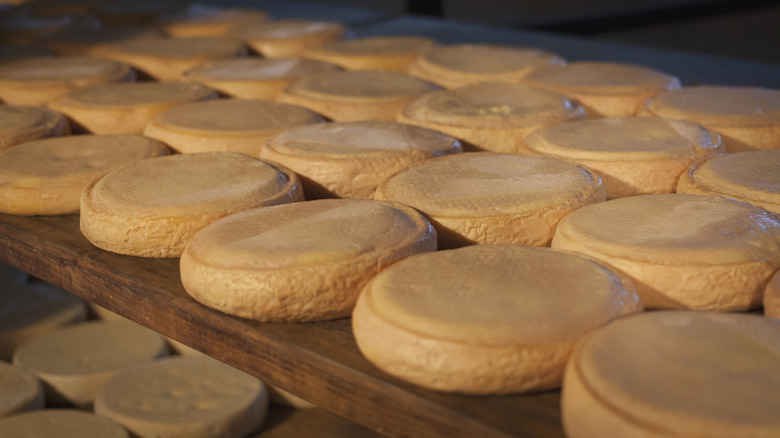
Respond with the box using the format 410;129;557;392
687;150;780;204
0;134;167;185
419;43;564;74
524;61;681;93
12;321;166;375
54;82;216;107
106;37;245;58
97;355;263;423
184;57;340;81
0;106;64;138
0;56;132;84
151;99;324;134
314;36;436;55
401;82;583;129
553;193;780;264
577;311;780;433
185;199;432;269
645;86;780;127
376;153;603;217
0;409;128;437
229;19;343;40
525;117;721;160
267;120;459;156
0;282;84;332
87;152;294;216
0;360;41;414
364;244;639;345
287;71;438;100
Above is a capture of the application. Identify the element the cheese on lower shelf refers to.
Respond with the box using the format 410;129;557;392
95;355;268;438
304;36;437;72
0;409;129;438
226;19;346;58
80;152;303;258
552;193;780;311
562;311;780;438
0;105;69;151
12;320;168;408
352;244;642;394
0;361;44;418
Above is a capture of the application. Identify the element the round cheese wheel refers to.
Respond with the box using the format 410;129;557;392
0;56;135;106
93;37;247;81
261;120;462;199
182;57;341;100
398;82;584;153
0;105;69;151
765;270;780;318
49;81;217;134
226;19;346;58
525;117;724;198
180;198;436;322
0;282;86;360
80;152;303;258
0;361;44;418
304;36;437;72
551;193;780;311
159;5;269;38
562;311;780;438
277;70;439;121
12;320;168;408
677;149;780;213
409;43;565;89
0;134;168;215
0;409;129;438
38;26;163;56
144;98;325;155
353;244;642;394
374;153;604;248
95;355;268;438
642;86;780;152
523;61;681;117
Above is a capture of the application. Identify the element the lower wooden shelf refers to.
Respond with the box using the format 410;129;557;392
0;212;564;438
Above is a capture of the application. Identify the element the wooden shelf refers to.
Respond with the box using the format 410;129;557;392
0;212;564;438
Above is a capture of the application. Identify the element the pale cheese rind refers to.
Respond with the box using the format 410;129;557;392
552;193;780;310
765;270;780;319
226;19;345;58
0;409;129;438
261;120;462;199
80;152;303;258
352;244;641;394
0;361;44;418
304;36;437;72
12;320;168;408
562;311;780;438
374;153;605;248
180;198;436;322
0;105;69;151
95;355;268;438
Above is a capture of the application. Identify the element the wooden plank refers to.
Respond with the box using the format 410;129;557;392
0;212;564;438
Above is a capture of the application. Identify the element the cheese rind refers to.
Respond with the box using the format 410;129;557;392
143;99;325;155
49;81;217;134
765;270;780;319
159;6;269;38
278;70;439;121
227;19;345;58
304;36;437;72
0;134;168;215
523;61;681;117
80;152;303;258
12;320;168;408
525;117;724;198
0;105;69;151
0;409;129;438
261;120;462;199
551;194;780;310
642;86;780;152
409;43;565;89
95;355;268;438
677;149;780;213
0;56;135;106
562;311;780;438
398;82;584;153
374;153;604;248
353;244;641;394
180;199;436;321
0;361;44;418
